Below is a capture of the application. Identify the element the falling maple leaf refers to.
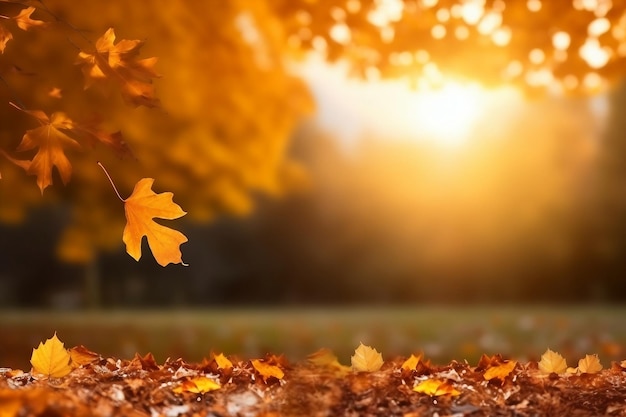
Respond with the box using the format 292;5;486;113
30;333;72;378
10;109;81;193
413;379;461;397
351;343;383;372
121;178;188;266
251;359;284;382
538;349;568;375
577;354;603;374
173;376;220;394
76;28;160;107
13;7;47;31
483;360;517;382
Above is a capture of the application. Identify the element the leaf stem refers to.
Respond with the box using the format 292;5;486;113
97;161;125;201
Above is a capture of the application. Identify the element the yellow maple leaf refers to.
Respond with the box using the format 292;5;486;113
123;178;188;266
483;360;517;381
76;28;160;107
213;353;233;370
538;349;567;375
251;359;284;382
351;343;383;372
577;354;603;374
401;353;423;371
173;376;220;394
30;333;72;378
413;379;460;396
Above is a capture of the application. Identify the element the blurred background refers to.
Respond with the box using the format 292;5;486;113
1;0;626;368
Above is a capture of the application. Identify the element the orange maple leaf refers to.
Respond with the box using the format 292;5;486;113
76;28;160;107
123;178;188;266
30;333;72;378
13;7;47;31
68;345;100;368
0;23;12;53
11;109;81;193
173;376;220;394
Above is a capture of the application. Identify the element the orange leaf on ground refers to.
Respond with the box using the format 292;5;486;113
413;379;460;396
538;349;568;375
68;345;100;367
351;343;383;372
401;353;424;371
308;348;350;375
123;178;188;266
484;360;517;382
173;376;220;394
213;353;232;370
30;333;72;378
251;359;284;382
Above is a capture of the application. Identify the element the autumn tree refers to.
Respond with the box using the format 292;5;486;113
1;0;626;270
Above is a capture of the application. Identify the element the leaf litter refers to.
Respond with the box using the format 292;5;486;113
2;334;626;416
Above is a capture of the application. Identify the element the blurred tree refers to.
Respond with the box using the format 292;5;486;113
1;0;626;270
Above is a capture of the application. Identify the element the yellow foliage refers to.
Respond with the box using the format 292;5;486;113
30;333;72;378
538;349;568;375
351;343;383;372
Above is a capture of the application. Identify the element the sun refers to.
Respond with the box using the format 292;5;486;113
298;57;522;149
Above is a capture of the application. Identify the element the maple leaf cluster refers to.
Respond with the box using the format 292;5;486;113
0;4;186;266
2;333;624;416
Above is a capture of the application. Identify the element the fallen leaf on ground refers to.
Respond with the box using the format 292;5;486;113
173;376;220;394
578;354;602;374
401;353;423;371
484;360;517;382
213;353;232;370
308;348;350;374
351;343;383;372
30;333;72;378
538;349;567;375
69;345;100;368
251;359;284;382
413;378;460;396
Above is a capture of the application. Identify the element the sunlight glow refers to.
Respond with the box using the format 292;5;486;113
296;57;523;150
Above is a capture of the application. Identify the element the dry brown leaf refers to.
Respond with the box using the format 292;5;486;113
251;359;284;382
538;349;568;375
578;354;603;374
123;178;188;266
68;345;100;367
413;379;460;396
173;376;220;394
30;333;72;378
351;343;383;372
484;360;517;382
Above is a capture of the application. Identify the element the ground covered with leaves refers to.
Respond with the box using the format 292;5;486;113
2;335;626;417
